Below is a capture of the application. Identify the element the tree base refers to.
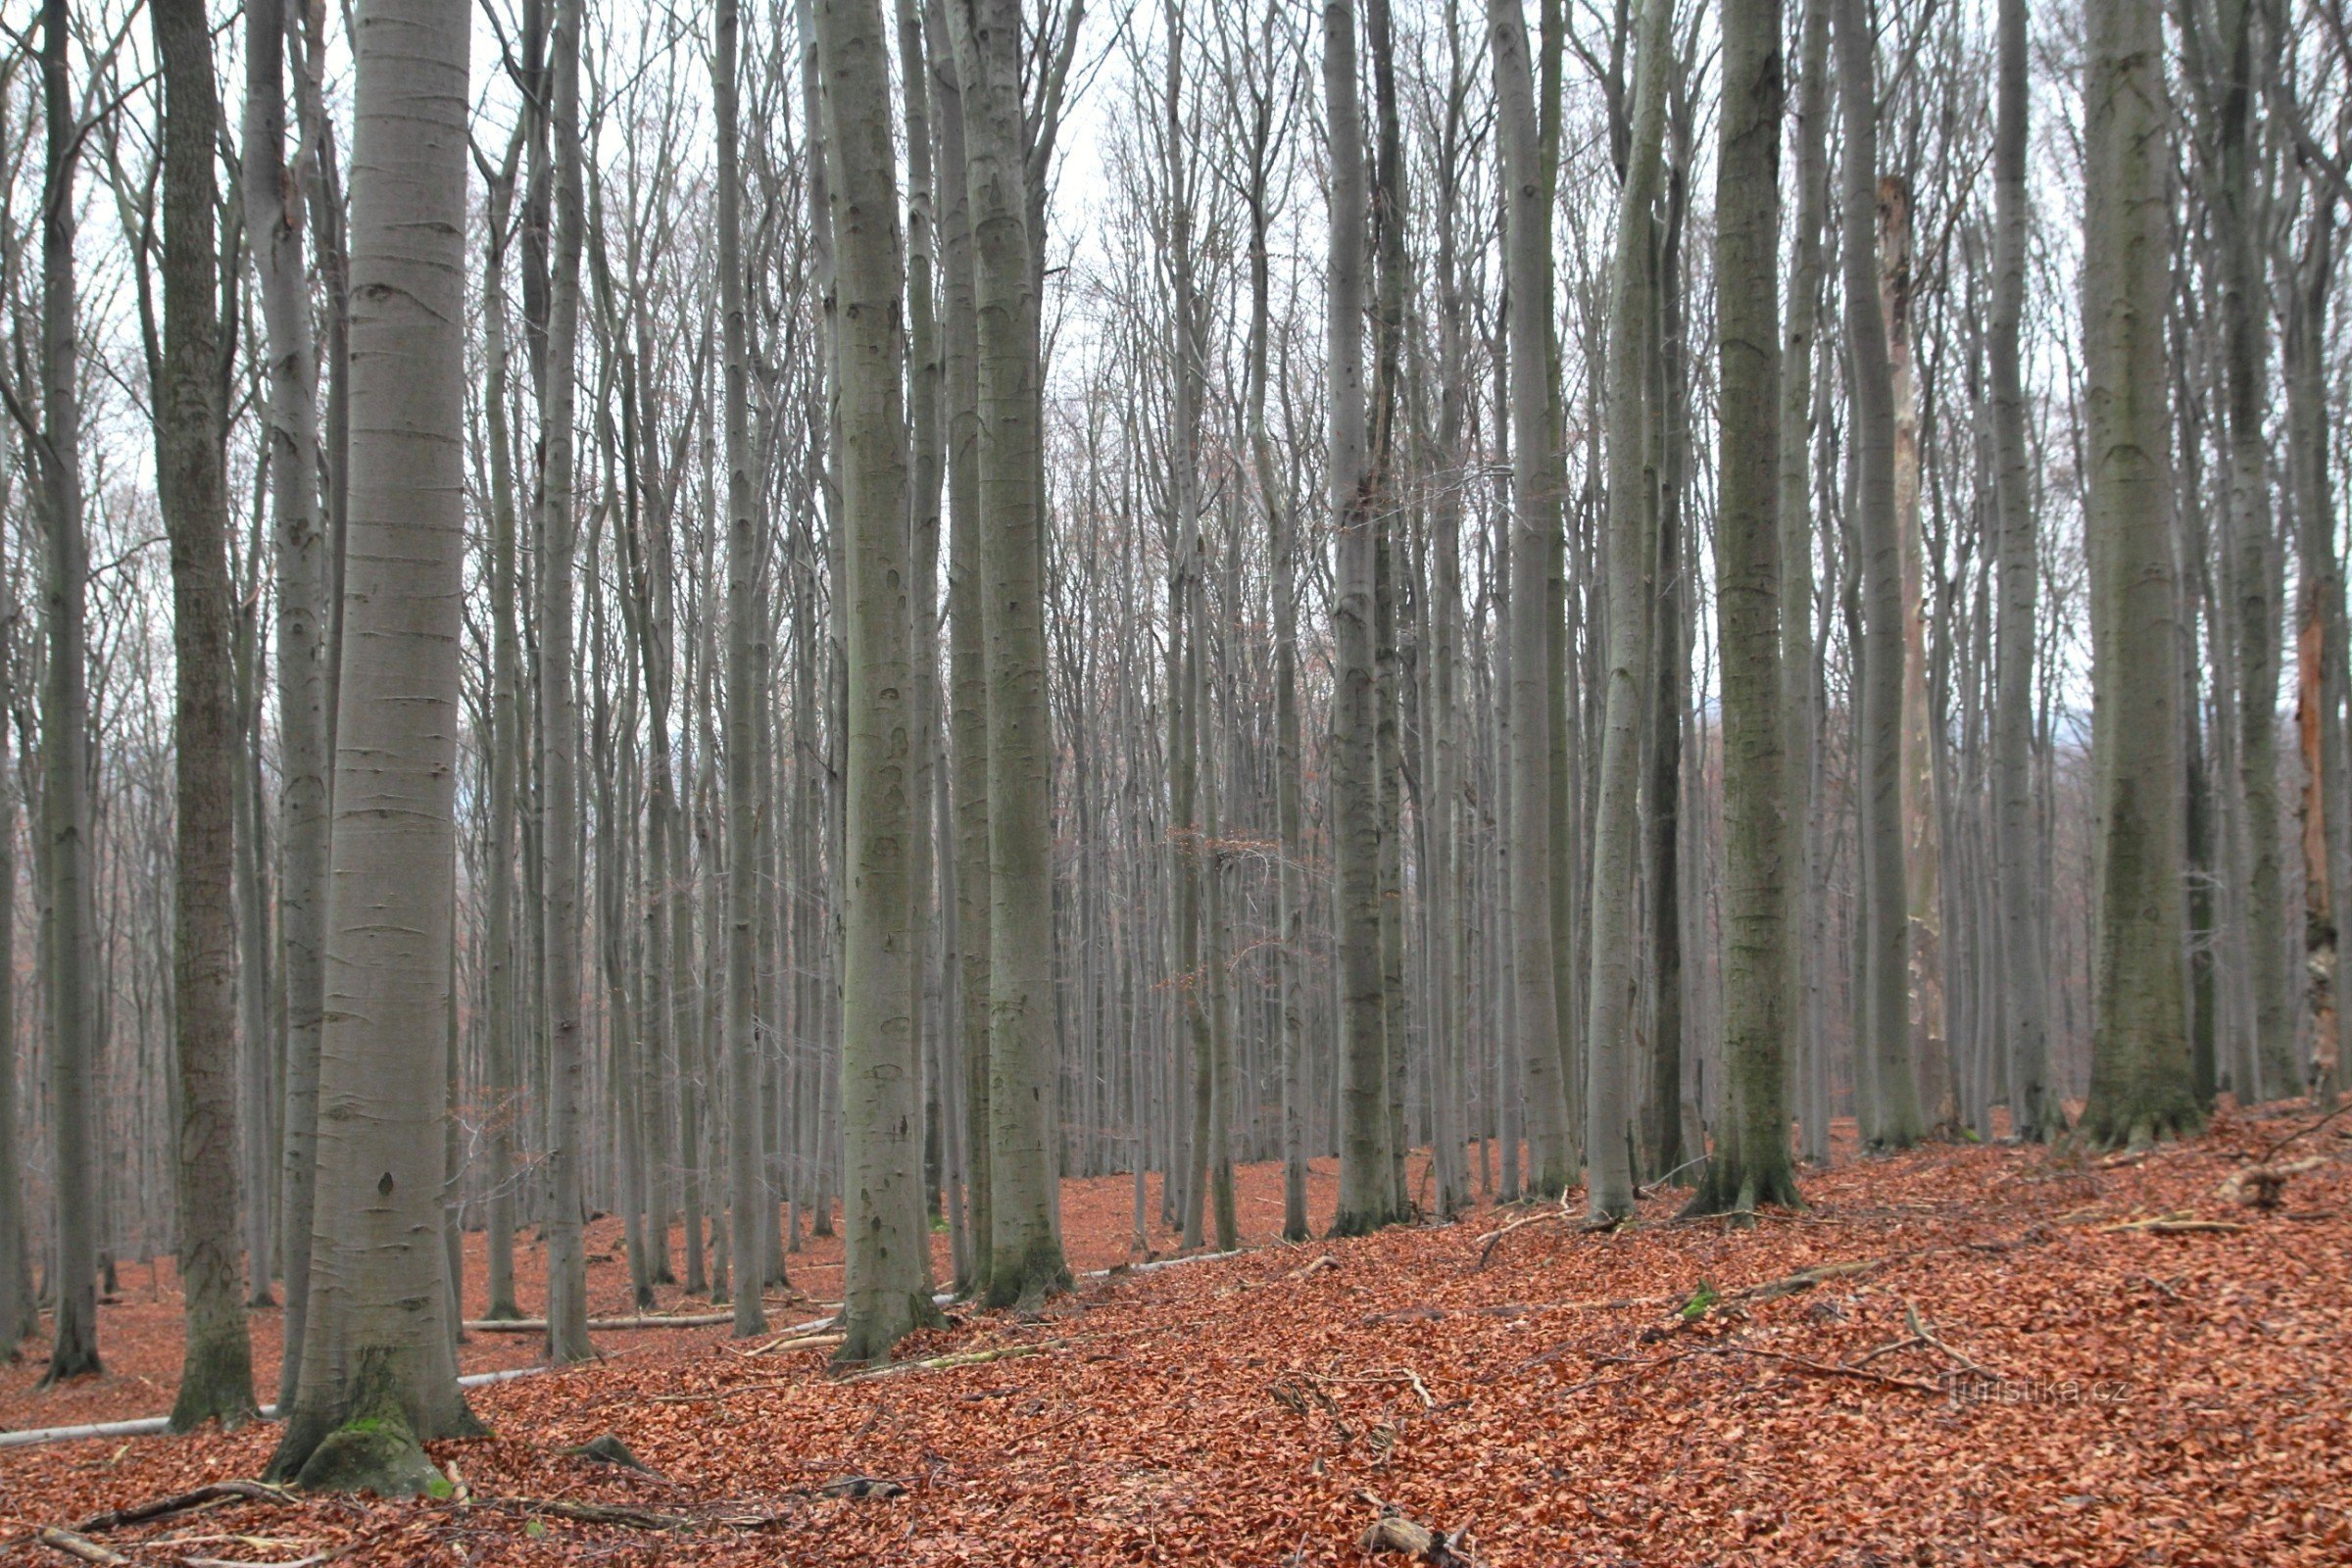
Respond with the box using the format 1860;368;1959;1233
831;1290;949;1369
2075;1092;2202;1153
1680;1158;1803;1222
167;1335;259;1433
982;1239;1071;1314
290;1414;445;1497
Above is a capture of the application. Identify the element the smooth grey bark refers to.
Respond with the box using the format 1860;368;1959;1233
1488;0;1572;1200
152;0;258;1431
2204;0;2292;1100
821;0;937;1365
536;0;592;1367
929;0;992;1298
1687;0;1797;1217
2078;0;2201;1150
0;664;26;1348
265;0;482;1488
35;0;100;1387
1324;0;1392;1238
244;0;333;1384
715;0;769;1339
945;0;1072;1305
474;131;525;1321
1835;0;1923;1147
1990;0;2060;1142
1781;0;1832;1166
1584;0;1671;1224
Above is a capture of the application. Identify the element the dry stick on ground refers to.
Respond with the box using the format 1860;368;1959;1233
1697;1344;1944;1395
2096;1213;2247;1235
32;1528;128;1566
483;1496;698;1531
645;1379;803;1405
1473;1193;1575;1269
2247;1100;2352;1165
179;1549;353;1568
71;1481;298;1534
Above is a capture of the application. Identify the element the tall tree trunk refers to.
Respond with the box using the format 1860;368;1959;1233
1488;0;1572;1200
2208;0;2291;1101
2078;0;2201;1150
1324;0;1392;1237
1781;0;1833;1165
0;650;29;1345
929;0;992;1297
266;0;483;1488
475;135;526;1321
36;0;101;1388
2285;186;2346;1105
821;0;937;1364
946;0;1072;1304
715;0;769;1339
153;0;259;1431
1990;0;2060;1141
1687;0;1796;1217
244;0;335;1386
1584;0;1671;1223
1836;0;1923;1147
536;0;593;1366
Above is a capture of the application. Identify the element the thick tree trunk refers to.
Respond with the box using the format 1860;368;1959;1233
152;0;258;1431
946;0;1072;1304
820;0;937;1364
1687;0;1796;1217
2078;0;2201;1150
1324;0;1392;1238
266;0;483;1488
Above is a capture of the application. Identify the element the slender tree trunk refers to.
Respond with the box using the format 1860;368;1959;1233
0;658;29;1346
1990;0;2060;1141
152;0;259;1430
36;0;101;1388
929;0;993;1297
535;0;592;1366
1836;0;1923;1147
1782;0;1833;1166
714;0;769;1339
244;0;334;1381
1584;0;1671;1223
1488;0;1572;1200
2285;190;2346;1105
2078;0;2201;1150
266;0;483;1488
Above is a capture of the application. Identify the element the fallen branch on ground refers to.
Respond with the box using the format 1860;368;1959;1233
1355;1493;1478;1564
728;1331;846;1357
33;1528;127;1565
2096;1212;2245;1235
72;1481;297;1535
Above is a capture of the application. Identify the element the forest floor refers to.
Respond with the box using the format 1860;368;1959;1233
1;1102;2347;1566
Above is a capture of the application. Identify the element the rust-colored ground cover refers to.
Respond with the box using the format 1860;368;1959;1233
2;1106;2345;1565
